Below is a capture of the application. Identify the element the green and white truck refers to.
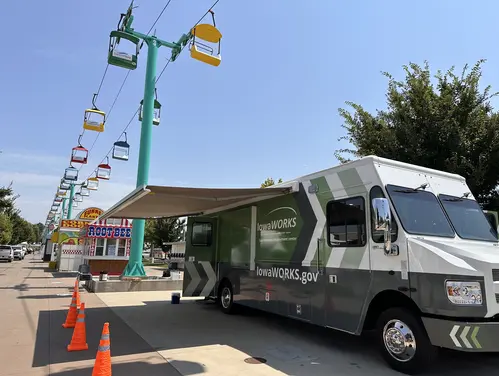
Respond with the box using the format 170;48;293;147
101;155;499;374
181;156;499;374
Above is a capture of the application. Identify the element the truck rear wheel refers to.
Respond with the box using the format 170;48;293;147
218;281;235;314
376;307;437;374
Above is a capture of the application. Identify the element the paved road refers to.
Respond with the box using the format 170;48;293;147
0;254;179;376
1;256;499;375
98;293;499;375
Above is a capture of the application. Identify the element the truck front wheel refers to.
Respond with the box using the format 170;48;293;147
376;307;437;374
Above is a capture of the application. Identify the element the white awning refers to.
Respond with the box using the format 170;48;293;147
99;182;299;220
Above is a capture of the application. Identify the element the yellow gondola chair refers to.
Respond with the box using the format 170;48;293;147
190;10;222;67
83;94;106;132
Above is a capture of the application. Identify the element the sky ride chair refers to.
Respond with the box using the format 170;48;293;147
190;10;222;67
83;94;106;132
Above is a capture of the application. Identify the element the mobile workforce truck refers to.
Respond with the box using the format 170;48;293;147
180;156;499;374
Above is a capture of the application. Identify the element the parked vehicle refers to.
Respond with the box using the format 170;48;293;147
0;245;14;262
106;155;499;374
12;246;25;260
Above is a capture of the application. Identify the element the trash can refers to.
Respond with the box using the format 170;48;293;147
99;271;108;281
171;292;180;304
77;264;92;281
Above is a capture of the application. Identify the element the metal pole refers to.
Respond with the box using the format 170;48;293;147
67;184;75;219
121;37;158;278
61;198;67;220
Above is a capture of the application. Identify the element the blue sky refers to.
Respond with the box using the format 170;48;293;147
1;0;499;224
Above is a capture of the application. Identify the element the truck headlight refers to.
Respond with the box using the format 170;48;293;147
446;281;483;305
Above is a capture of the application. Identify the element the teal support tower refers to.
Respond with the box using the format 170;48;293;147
67;184;75;220
107;3;220;277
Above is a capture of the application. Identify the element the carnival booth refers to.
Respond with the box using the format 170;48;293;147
55;207;104;271
79;218;132;276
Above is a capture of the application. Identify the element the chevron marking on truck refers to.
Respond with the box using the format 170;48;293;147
184;262;201;296
199;261;217;297
449;325;482;349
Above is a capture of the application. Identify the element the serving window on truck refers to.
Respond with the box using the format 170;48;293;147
326;196;366;247
192;222;213;246
185;217;218;264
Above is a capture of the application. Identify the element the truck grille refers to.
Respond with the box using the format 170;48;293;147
496;294;499;304
492;269;499;282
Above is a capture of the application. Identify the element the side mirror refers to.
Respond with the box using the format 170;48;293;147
372;198;392;254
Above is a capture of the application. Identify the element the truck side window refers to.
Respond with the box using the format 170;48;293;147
370;186;398;242
484;212;498;233
191;222;212;246
326;196;366;247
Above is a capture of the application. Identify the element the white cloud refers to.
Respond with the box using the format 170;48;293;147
72;182;136;214
0;168;137;223
0;151;69;175
0;171;61;188
1;151;68;165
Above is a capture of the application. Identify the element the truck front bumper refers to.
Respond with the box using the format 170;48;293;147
423;317;499;352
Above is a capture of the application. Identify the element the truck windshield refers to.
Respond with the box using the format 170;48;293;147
439;194;498;242
386;184;455;237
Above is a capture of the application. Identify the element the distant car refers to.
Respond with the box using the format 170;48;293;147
12;246;25;260
0;245;13;262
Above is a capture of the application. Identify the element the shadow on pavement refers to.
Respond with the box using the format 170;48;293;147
50;360;204;376
25;276;53;279
30;289;499;376
0;285;74;291
52;272;78;278
19;294;73;300
98;299;499;376
33;305;160;368
23;266;54;272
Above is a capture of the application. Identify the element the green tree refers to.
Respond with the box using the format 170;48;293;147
34;223;44;243
0;183;19;217
31;224;39;243
9;214;34;245
261;177;283;188
144;219;155;251
145;217;186;251
335;59;499;208
0;213;13;244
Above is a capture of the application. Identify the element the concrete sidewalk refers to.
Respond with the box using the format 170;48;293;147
0;256;181;376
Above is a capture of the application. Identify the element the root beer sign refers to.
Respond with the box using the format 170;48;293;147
87;225;132;239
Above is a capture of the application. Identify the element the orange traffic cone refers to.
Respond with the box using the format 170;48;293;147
62;293;78;328
92;322;111;376
67;302;88;351
74;280;81;308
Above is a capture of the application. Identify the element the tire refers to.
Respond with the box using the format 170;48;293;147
218;281;236;314
376;307;437;374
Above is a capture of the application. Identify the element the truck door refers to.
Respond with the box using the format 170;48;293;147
325;193;372;333
182;216;218;297
368;185;410;303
